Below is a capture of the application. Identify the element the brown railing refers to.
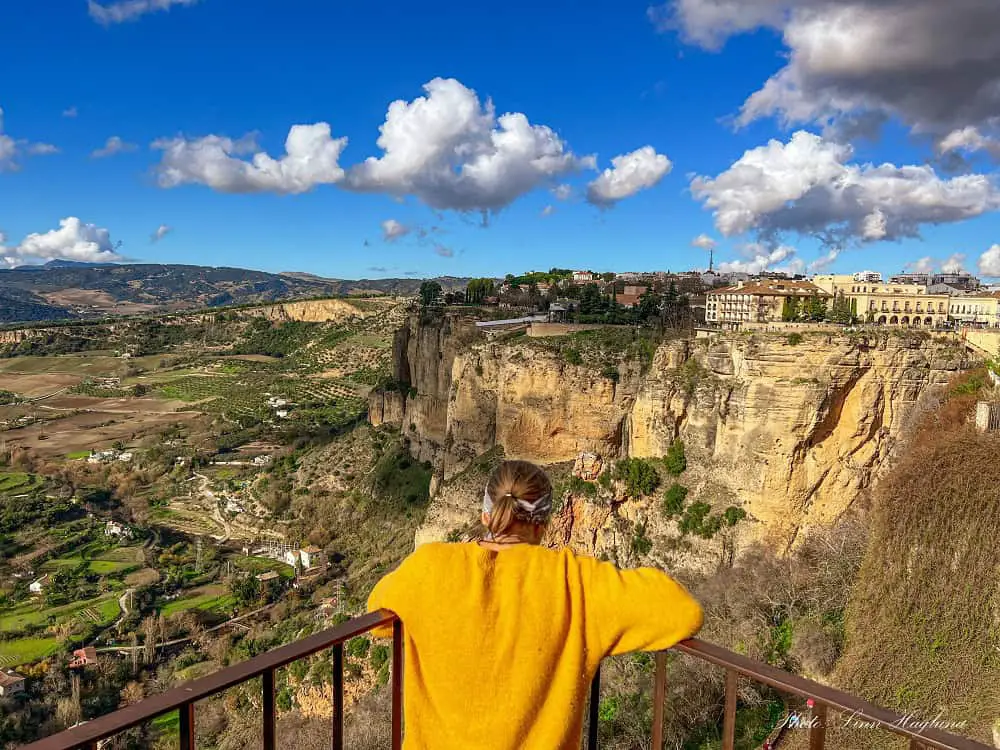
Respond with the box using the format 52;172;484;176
21;610;994;750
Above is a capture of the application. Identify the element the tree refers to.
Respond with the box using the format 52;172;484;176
782;296;800;322
579;284;606;316
418;281;442;308
637;290;663;324
465;278;495;304
805;294;828;321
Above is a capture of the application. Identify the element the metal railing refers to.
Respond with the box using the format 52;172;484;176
21;610;994;750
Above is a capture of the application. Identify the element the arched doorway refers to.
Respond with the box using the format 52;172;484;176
901;316;909;325
911;317;921;327
890;315;899;324
877;316;887;324
924;317;933;326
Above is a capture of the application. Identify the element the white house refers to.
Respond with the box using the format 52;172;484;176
117;452;134;463
105;520;133;539
0;670;26;697
275;410;290;419
29;575;48;595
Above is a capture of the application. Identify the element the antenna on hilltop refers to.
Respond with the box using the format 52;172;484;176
708;247;715;273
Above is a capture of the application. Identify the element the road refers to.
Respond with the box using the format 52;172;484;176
96;603;276;654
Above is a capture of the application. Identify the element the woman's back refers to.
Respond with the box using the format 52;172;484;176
367;541;703;749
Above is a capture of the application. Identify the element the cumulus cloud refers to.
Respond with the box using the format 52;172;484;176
381;219;410;242
653;0;1000;151
346;78;595;215
691;234;717;250
0;107;58;171
905;256;935;275
0;217;123;266
368;266;389;273
717;243;798;274
88;0;199;25
92;136;138;159
151;224;172;243
690;131;1000;249
62;107;78;119
433;244;454;258
941;253;968;273
978;245;1000;277
586;146;672;207
552;184;573;201
541;205;556;217
153;125;347;194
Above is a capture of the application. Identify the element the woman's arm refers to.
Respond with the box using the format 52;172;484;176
584;558;704;657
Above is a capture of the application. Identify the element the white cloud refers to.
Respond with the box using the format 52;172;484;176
62;107;78;119
552;184;573;201
381;219;410;242
691;233;717;250
433;244;454;258
653;0;1000;151
937;127;1000;160
717;243;798;274
541;205;555;217
346;78;595;215
978;245;1000;277
151;224;172;243
0;217;122;266
0;107;58;171
586;146;672;207
905;256;935;274
153;124;347;194
941;253;967;274
88;0;199;25
92;136;138;159
690;131;1000;248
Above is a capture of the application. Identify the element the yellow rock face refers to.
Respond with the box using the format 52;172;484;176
372;316;967;551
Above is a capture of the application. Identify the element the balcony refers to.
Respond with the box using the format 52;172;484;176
21;611;993;750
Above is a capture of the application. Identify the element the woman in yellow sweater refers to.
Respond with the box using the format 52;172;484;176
367;459;703;749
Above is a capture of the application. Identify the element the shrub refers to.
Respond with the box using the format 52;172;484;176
564;347;583;366
370;644;390;672
346;636;370;659
630;521;653;556
613;458;660;498
678;501;712;536
565;475;598;498
723;506;747;527
601;363;620;383
663;439;686;476
787;333;804;346
662;483;688;518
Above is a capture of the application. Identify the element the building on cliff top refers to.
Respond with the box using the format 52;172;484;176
706;279;829;327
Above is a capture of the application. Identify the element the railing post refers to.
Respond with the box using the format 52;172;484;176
587;665;601;750
809;704;827;750
392;619;404;750
262;668;275;750
331;643;344;750
651;652;667;749
178;702;195;750
722;669;737;750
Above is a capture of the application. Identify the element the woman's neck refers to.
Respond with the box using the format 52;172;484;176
478;532;538;549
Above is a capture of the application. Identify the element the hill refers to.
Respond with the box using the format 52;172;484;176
0;263;473;324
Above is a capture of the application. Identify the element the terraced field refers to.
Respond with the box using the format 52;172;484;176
159;586;236;618
0;593;120;634
0;637;61;667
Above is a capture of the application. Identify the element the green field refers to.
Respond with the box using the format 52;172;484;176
231;555;295;580
0;472;37;493
159;588;236;618
0;637;62;666
42;545;144;576
66;450;92;460
0;594;120;634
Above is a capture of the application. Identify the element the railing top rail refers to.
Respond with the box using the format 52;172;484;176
20;610;396;750
674;639;993;750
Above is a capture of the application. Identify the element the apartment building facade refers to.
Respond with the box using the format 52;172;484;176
705;279;829;326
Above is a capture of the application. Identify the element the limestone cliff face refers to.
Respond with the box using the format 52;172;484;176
372;315;968;550
249;298;371;323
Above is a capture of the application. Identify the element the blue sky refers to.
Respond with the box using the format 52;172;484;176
2;0;1000;280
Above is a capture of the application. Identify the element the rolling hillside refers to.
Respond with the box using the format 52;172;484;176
0;262;472;324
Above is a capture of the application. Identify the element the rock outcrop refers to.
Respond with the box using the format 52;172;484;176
372;315;969;550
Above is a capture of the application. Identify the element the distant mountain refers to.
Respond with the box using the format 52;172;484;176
0;262;471;325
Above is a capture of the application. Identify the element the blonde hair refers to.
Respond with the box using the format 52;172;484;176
484;460;553;538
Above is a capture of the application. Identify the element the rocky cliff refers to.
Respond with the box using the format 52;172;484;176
371;314;970;553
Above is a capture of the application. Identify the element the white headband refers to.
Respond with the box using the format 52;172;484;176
483;485;553;523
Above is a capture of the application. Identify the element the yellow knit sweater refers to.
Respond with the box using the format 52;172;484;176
366;541;703;749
